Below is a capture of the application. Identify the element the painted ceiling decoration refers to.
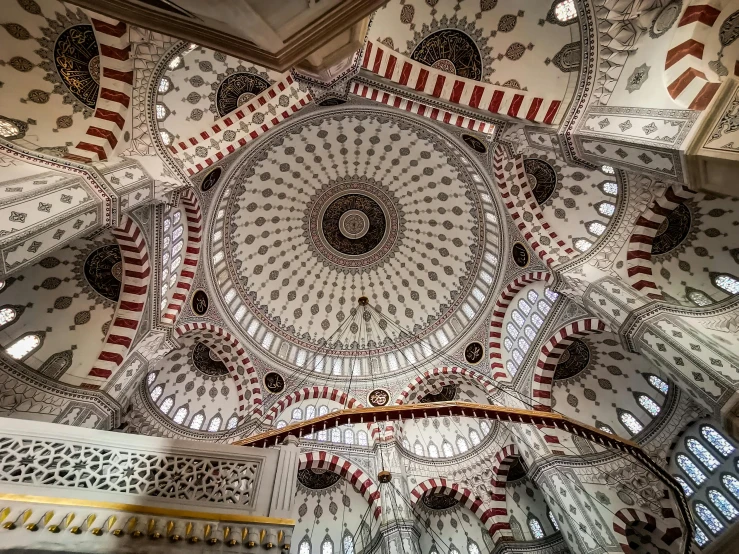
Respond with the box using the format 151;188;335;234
421;491;460;510
297;468;342;490
191;341;229;377
553;339;590;381
651;203;692;256
420;384;457;403
215;72;271;117
82;244;122;302
523;158;558;205
410;29;484;81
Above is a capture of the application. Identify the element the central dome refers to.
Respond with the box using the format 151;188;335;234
210;108;502;368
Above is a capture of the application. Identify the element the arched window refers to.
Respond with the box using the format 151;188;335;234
687;438;720;471
527;290;539;303
677;454;707;485
601;164;615;175
647;375;669;395
190;413;205;430
701;426;735;457
276;421;287;429
518;338;530;353
637;394;661;417
708;489;738;521
208;415;222;432
512;350;523;366
687;289;713;307
151;385;163;402
467;540;480;554
544;288;559;302
574;238;592;252
299;539;311;554
173;407;188;425
586;221;606;236
318;406;328;416
160;208;185;312
512;310;525;327
318;428;327;441
619;410;644;435
695;502;724;534
456;437;469;453
344;429;354;444
528;516;545;539
5;333;41;360
331;427;341;442
147;372;157;385
712;273;739;294
547;509;559;531
532;313;544;328
601;181;618;195
537;301;551;315
160;396;174;414
403;439;410;451
469;430;481;446
504;337;513;351
694;527;709;547
343;533;355;554
428;443;439;458
442;441;454;457
723;475;739;500
414;441;424;456
597;422;614;434
674;476;694;497
524;326;536;342
292;408;302;421
321;537;333;554
554;0;577;22
506;360;517;377
518;299;531;315
357;431;368;446
480;420;490;435
227;415;238;430
158;77;171;93
306;405;315;420
507;322;519;338
597;202;616;217
0;307;17;327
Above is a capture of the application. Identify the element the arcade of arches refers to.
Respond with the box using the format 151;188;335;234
1;1;739;553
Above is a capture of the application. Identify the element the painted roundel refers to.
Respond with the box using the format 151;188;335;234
523;158;557;205
368;389;390;407
54;25;100;109
464;342;484;364
651;203;691;255
411;30;483;81
201;167;222;192
298;468;341;490
421;492;459;510
216;72;270;117
553;339;590;380
192;341;229;377
191;290;209;315
264;371;285;394
321;193;387;256
83;245;122;302
512;242;530;268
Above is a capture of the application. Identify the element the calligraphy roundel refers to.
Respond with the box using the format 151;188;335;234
264;371;285;394
523;158;557;205
216;73;270;117
368;388;390;407
512;242;530;268
411;30;483;81
201;167;222;192
464;342;484;364
191;289;209;315
54;25;100;109
651;203;691;255
84;245;122;302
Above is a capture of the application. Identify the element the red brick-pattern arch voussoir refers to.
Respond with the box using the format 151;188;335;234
612;508;684;554
409;479;502;539
162;189;202;324
487;443;519;543
174;323;262;418
264;387;363;425
87;215;150;383
65;14;133;163
489;271;552;380
299;451;382;520
664;1;725;110
626;184;695;300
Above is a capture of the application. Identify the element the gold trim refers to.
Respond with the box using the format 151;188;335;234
0;494;294;526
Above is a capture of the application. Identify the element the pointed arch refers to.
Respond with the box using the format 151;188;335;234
612;507;684;554
162;189;202;324
299;451;381;520
265;387;363;424
487;443;519;543
395;367;498;405
174;322;262;417
89;214;151;381
489;272;552;380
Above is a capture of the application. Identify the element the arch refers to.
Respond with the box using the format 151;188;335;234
612;508;684;554
489;272;552;380
395;367;498;406
626;184;695;300
487;443;519;543
161;189;203;324
409;478;501;540
89;215;151;380
299;451;381;520
174;322;262;417
265;387;363;424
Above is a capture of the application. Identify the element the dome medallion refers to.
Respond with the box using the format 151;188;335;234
209;108;502;370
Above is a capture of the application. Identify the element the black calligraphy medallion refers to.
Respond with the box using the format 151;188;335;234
298;468;341;490
553;339;590;380
411;30;483;81
216;72;270;117
264;371;285;394
651;203;691;255
322;194;387;256
420;385;457;403
201;167;222;192
523;158;557;205
83;245;122;301
368;389;389;407
462;134;487;153
191;289;209;315
512;242;529;268
421;492;459;510
464;341;484;364
54;25;100;109
192;341;229;377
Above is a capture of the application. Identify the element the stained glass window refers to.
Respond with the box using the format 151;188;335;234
507;361;517;376
0;281;5;291
602;181;618;195
208;415;222;432
147;372;156;385
318;406;328;417
688;290;713;307
507;322;519;338
695;502;724;534
637;394;661;417
331;428;341;442
512;310;525;327
151;385;163;402
305;406;315;420
158;78;171;93
524;326;536;341
343;534;354;554
674;476;694;497
504;337;513;351
601;164;614;175
548;510;559;531
528;290;539;303
648;375;669;395
694;526;709;546
0;307;16;326
457;437;469;453
723;475;739;500
168;55;183;70
598;202;616;217
687;438;720;471
532;313;544;328
538;301;551;315
156;104;167;120
292;408;302;421
574;238;593;252
518;338;530;353
512;350;523;366
545;288;559;302
713;274;739;294
276;421;286;429
708;489;738;520
469;430;481;446
413;441;425;456
480;421;490;434
442;441;454;457
300;541;311;554
227;416;238;430
160;396;174;414
598;423;615;434
518;299;531;315
6;334;40;360
322;538;333;554
190;413;204;430
619;411;644;435
528;516;545;539
701;426;735;457
677;454;706;485
0;120;20;138
428;443;439;458
587;221;606;236
160;130;173;145
344;429;354;444
357;431;368;446
467;540;480;554
172;407;187;424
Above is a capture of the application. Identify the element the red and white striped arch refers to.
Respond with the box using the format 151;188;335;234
531;318;608;413
489;271;552;381
87;215;150;383
299;451;382;520
664;0;727;110
487;443;519;543
626;184;695;300
409;478;499;538
65;14;133;163
395;367;498;405
174;322;262;418
362;40;563;124
264;387;363;425
612;508;684;554
161;189;202;324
